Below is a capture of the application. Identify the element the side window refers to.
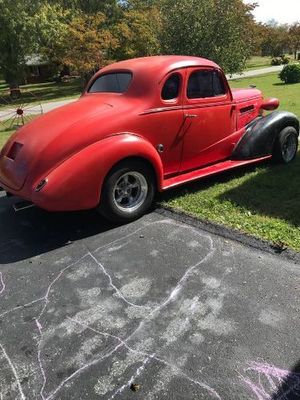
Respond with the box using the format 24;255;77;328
161;73;181;101
187;70;226;99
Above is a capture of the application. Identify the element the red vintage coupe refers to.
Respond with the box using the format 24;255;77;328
0;56;299;221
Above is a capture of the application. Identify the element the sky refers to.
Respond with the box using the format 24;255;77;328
244;0;300;24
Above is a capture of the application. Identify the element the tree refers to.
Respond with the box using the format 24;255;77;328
35;6;119;81
113;5;162;60
289;23;300;60
35;1;162;80
0;0;39;90
34;3;72;66
61;12;119;79
260;23;290;57
49;0;121;20
159;0;257;74
250;23;269;56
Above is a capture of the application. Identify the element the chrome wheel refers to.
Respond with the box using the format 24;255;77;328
113;172;148;213
282;133;297;163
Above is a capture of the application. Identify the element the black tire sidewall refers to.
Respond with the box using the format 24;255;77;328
273;127;298;163
99;160;156;222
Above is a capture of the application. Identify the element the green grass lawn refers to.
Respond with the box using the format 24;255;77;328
245;56;272;70
230;72;300;117
164;72;300;251
0;115;37;147
0;79;82;108
244;55;297;71
0;78;82;146
0;129;13;148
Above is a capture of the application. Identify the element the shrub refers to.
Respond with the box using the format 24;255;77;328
271;55;290;66
271;57;282;66
281;55;290;64
279;64;300;84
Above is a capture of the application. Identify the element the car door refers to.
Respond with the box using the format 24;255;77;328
180;67;236;172
139;70;185;176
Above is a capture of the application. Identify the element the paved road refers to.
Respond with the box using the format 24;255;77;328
0;191;300;400
227;65;284;80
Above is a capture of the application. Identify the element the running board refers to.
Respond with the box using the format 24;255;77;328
13;201;35;212
162;156;271;190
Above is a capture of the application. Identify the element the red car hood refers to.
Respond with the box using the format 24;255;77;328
0;95;130;190
231;88;262;103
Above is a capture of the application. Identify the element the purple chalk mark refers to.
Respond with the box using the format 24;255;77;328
242;362;300;400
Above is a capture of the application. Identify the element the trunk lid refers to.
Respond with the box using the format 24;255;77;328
0;95;122;190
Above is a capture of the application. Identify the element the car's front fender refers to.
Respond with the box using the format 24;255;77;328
31;133;163;211
232;111;299;160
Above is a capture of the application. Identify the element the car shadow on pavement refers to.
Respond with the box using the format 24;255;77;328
0;195;117;264
272;360;300;399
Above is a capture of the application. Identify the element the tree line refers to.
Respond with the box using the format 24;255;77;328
0;0;299;89
253;21;300;60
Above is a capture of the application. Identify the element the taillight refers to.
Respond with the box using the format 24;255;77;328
35;178;48;192
6;142;23;160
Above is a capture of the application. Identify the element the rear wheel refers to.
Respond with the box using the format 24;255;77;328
273;126;298;164
98;160;156;222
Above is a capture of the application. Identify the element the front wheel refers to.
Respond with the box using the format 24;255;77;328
98;160;156;223
273;126;298;164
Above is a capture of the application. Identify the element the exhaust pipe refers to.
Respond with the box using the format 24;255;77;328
13;201;35;212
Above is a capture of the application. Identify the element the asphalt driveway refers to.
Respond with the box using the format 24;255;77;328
0;190;300;400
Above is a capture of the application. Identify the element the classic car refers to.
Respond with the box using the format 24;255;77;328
0;56;299;222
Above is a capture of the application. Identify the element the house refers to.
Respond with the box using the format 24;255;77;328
25;55;53;84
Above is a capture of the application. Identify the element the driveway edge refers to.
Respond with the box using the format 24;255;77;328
156;206;300;263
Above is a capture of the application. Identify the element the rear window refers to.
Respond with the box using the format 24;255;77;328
88;72;132;93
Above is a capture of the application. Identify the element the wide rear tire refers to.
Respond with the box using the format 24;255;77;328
273;126;298;164
98;160;156;223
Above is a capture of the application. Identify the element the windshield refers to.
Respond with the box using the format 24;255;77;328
88;72;132;94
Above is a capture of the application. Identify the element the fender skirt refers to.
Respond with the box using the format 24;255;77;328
232;111;299;160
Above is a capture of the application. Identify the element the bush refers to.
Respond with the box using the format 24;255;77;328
271;57;282;66
279;64;300;84
281;55;290;64
271;55;290;66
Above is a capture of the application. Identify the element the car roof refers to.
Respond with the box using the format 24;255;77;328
88;56;221;98
99;55;220;77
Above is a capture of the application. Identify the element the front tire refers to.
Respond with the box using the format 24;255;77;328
98;160;156;223
273;126;298;164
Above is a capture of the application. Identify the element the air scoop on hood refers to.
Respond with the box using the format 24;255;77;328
0;96;114;191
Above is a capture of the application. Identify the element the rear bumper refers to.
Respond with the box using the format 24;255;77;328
0;180;32;202
0;173;98;212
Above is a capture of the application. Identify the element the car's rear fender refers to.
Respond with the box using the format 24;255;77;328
31;133;163;211
232;111;299;160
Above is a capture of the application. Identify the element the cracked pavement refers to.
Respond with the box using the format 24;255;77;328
0;191;300;399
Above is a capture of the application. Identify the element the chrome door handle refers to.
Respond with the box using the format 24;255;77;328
184;114;198;119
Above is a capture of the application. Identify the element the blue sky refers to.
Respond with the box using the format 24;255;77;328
244;0;300;24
